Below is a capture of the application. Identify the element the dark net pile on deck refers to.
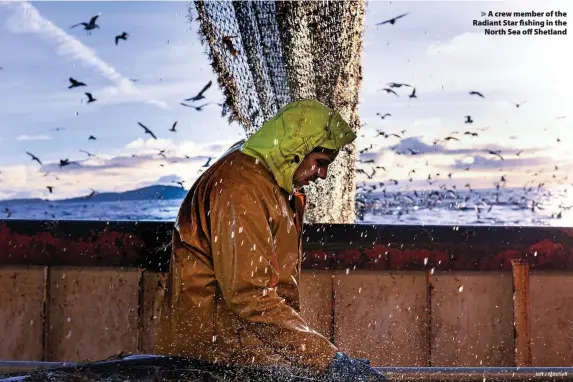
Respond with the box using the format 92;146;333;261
194;1;366;224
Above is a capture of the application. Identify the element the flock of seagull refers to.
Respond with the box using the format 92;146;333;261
2;10;569;223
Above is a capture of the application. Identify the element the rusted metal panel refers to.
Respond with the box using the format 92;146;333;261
511;259;532;366
333;271;429;366
0;266;45;361
299;270;333;340
529;272;573;366
47;267;140;361
3;220;573;271
139;271;167;354
431;272;514;366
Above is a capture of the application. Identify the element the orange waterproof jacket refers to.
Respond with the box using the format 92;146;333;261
154;99;356;373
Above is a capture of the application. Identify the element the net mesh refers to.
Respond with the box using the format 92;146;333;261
193;0;366;224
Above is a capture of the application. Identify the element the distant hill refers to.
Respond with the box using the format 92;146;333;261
0;185;188;205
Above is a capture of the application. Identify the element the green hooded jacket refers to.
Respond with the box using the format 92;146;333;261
240;99;357;194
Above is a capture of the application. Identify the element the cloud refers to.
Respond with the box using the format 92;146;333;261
2;1;169;110
16;134;52;141
450;154;549;171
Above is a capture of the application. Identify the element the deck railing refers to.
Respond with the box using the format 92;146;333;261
1;220;572;368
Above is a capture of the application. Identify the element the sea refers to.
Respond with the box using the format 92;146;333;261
2;187;572;227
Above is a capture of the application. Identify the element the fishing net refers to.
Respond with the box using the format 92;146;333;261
193;0;366;224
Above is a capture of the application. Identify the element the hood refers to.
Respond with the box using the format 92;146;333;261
240;99;356;194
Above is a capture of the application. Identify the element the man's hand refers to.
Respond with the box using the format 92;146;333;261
323;352;387;381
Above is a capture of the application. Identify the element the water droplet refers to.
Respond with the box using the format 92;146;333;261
231;232;235;239
358;287;362;294
273;138;278;145
239;226;243;233
458;285;464;292
430;267;435;275
212;335;217;343
214;236;218;243
534;251;538;257
424;257;428;265
346;268;350;275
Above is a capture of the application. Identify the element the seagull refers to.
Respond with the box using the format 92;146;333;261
487;150;504;160
408;88;417;98
469;91;485;98
79;149;95;157
115;32;129;45
137;122;157;139
86;189;97;198
70;14;100;35
169;121;178;132
464;115;474;124
180;102;210;111
202;157;213;167
185;81;212;102
464;131;478;137
512;100;526;108
381;88;399;96
46;186;54;194
59;159;73;167
84;92;97;104
387;82;411;88
26;152;43;165
68;77;86;89
376;112;391;119
88;135;97;140
376;13;409;25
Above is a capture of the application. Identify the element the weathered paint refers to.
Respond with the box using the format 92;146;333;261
2;220;573;271
529;272;573;366
47;267;140;361
511;259;532;366
139;271;167;354
0;266;44;361
299;270;334;340
333;271;429;366
430;272;514;366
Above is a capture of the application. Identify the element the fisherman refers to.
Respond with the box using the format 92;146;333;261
155;99;386;381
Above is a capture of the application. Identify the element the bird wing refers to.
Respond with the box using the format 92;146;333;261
115;36;120;45
197;80;212;97
395;12;409;20
89;15;100;24
70;23;83;29
148;130;158;139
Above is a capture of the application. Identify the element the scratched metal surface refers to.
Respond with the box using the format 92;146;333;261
1;220;573;271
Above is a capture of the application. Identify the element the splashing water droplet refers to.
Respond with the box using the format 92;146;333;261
430;267;435;275
424;257;428;265
534;251;538;257
346;268;350;275
458;285;464;292
214;236;218;243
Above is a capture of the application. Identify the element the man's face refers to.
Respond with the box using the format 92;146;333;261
293;150;338;190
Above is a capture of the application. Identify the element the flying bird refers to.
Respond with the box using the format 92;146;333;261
84;92;97;104
387;82;411;88
376;112;391;119
46;186;54;194
469;91;485;98
408;88;417;99
115;32;129;45
376;13;409;25
137;122;157;139
79;149;95;157
70;14;100;35
185;81;212;102
180;102;210;111
68;77;86;89
26;152;42;165
464;115;474;124
169;121;177;132
381;88;399;96
487;150;504;160
59;159;73;167
512;100;526;108
464;131;478;137
444;136;460;141
88;135;97;140
202;157;213;167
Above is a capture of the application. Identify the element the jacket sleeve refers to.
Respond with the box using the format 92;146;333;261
210;183;337;373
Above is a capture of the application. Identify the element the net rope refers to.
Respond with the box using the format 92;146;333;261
193;0;366;223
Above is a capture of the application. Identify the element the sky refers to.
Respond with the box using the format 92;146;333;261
0;0;572;201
